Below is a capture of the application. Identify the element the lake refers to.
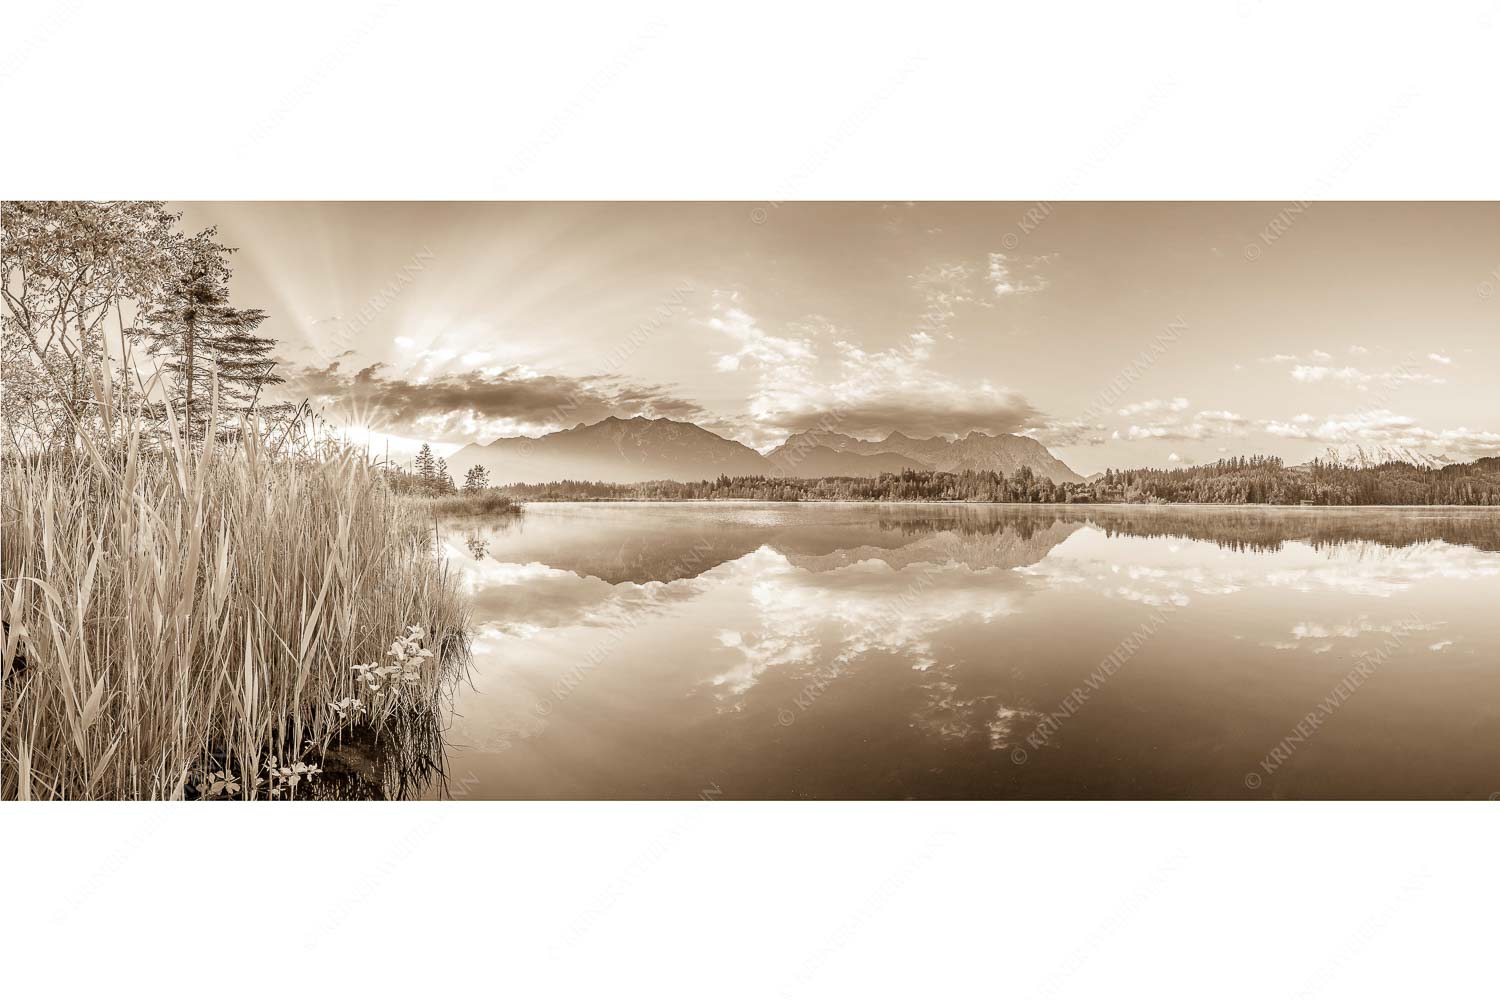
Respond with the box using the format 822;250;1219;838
429;502;1500;799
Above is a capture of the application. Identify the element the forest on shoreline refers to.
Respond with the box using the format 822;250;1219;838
491;455;1500;506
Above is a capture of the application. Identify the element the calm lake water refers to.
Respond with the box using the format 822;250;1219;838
430;502;1500;799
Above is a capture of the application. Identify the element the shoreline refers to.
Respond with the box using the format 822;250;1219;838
501;498;1496;511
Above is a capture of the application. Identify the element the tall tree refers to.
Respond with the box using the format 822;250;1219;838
434;457;456;494
1;200;190;446
414;443;437;481
463;464;490;493
130;237;279;435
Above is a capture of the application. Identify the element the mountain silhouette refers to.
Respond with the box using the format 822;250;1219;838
450;416;1083;485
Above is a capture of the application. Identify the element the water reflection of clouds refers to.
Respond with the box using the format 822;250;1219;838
444;514;1499;762
705;547;1029;703
1260;616;1447;654
700;548;1049;748
1021;530;1500;608
446;542;710;636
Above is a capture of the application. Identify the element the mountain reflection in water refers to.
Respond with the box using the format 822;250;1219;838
430;503;1500;800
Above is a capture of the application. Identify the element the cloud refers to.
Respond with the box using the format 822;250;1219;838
708;298;1041;444
1262;352;1447;388
279;360;707;442
1118;397;1190;417
1261;408;1500;459
905;258;1005;340
1119;402;1251;442
987;251;1054;297
1023;416;1109;447
1288;364;1445;386
709;306;817;375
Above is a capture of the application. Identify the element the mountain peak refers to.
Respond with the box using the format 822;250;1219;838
1319;442;1446;470
459;415;1082;485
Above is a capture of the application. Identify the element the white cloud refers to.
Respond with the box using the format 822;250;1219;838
708;305;817;372
1261;408;1500;459
1023;416;1108;447
1288;364;1445;386
910;260;985;332
709;298;1039;445
1118;397;1190;417
986;251;1053;297
1121;407;1250;442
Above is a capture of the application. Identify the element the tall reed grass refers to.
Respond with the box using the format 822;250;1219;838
1;380;470;800
414;489;523;517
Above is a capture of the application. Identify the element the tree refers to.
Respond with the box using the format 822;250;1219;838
463;464;490;493
434;457;456;494
2;200;192;447
414;444;437;481
129;236;280;435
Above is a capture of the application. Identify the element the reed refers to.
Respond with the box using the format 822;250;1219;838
1;385;470;800
413;490;523;517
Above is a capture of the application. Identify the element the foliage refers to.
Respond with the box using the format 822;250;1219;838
463;463;490;492
2;201;192;446
398;443;458;496
412;489;522;517
128;235;282;432
0;375;470;800
493;456;1500;506
2;200;282;449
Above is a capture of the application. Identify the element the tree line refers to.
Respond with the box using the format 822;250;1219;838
385;443;494;498
476;455;1500;506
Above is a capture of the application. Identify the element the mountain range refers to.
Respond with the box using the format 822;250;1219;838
765;428;1083;483
1313;443;1451;470
448;416;1085;485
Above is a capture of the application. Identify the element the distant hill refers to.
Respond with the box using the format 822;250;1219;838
770;429;1084;483
448;416;769;484
766;444;933;477
450;417;1084;485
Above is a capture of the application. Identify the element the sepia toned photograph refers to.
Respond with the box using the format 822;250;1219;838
9;5;1500;997
4;200;1496;801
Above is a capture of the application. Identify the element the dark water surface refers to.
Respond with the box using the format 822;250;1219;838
430;503;1500;799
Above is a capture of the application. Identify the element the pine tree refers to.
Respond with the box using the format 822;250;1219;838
131;236;280;434
463;464;490;493
435;457;456;494
414;443;437;481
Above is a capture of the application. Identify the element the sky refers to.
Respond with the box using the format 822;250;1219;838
174;202;1500;474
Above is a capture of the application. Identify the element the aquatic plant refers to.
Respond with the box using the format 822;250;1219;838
0;372;470;800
